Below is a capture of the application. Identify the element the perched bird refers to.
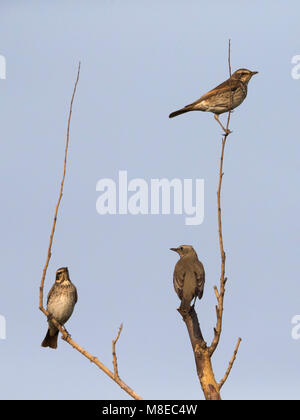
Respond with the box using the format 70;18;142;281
41;267;77;349
169;68;258;133
170;245;205;314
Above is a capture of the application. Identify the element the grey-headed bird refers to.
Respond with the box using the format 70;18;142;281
170;245;205;314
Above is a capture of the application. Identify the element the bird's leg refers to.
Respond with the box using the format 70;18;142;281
214;114;231;135
192;296;197;309
61;326;71;340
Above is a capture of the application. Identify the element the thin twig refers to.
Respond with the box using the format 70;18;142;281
39;62;81;310
226;39;232;132
219;337;242;389
209;136;227;356
39;63;142;400
209;39;233;357
112;323;123;379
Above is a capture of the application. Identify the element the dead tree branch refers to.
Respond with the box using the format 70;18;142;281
39;63;142;401
178;40;241;400
39;63;81;310
219;337;242;389
112;323;123;380
178;307;221;400
209;40;241;362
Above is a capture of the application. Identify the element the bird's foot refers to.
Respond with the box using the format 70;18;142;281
177;305;192;318
62;326;71;340
223;128;232;136
47;313;54;323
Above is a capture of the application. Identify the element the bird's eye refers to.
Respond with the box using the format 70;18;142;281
180;247;183;250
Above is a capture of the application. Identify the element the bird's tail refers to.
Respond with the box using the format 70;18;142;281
41;328;58;349
169;106;193;118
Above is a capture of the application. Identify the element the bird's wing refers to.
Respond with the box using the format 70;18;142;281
173;264;185;300
194;260;205;299
197;78;242;102
74;286;78;303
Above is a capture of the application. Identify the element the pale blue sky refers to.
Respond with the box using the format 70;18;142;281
0;0;300;400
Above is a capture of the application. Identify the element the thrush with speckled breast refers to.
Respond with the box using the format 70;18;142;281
170;245;205;314
41;267;77;349
169;68;258;132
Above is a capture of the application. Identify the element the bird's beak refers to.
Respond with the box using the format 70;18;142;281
251;71;258;75
170;247;178;253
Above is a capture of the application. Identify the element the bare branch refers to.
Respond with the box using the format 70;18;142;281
112;323;123;379
39;62;81;310
39;63;142;400
175;40;242;400
178;307;221;400
225;39;233;133
209;133;228;356
213;285;220;300
219;338;242;389
209;39;237;357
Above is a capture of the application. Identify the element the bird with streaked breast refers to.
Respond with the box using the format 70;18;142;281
170;245;205;314
169;68;258;133
41;267;77;349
